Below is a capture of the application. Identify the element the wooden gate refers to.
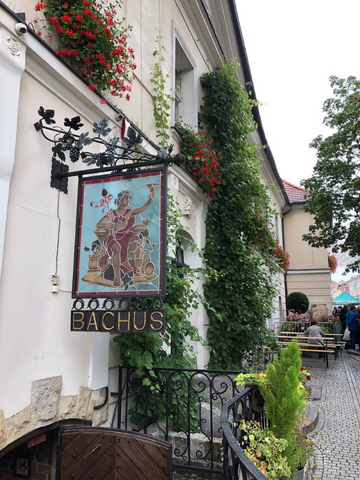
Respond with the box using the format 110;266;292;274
59;427;172;480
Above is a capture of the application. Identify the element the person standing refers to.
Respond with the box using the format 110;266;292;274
346;305;358;353
356;306;360;349
340;305;348;329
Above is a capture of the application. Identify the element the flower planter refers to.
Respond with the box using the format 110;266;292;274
244;384;264;413
292;467;304;480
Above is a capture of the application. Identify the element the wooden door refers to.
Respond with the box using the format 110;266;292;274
59;427;172;480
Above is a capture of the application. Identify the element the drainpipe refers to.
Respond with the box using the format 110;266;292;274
282;206;292;315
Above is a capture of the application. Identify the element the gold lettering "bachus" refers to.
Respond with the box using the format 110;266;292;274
71;310;165;333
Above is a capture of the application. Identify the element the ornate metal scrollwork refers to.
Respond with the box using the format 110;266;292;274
71;297;164;311
34;106;185;193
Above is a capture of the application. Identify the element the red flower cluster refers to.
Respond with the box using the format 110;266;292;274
177;122;221;198
34;0;136;101
273;239;290;270
328;254;338;273
192;136;221;197
35;1;46;11
300;366;311;382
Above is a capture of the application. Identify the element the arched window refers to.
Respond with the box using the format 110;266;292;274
173;238;187;268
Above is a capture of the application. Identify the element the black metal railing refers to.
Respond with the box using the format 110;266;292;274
220;389;268;480
112;366;249;474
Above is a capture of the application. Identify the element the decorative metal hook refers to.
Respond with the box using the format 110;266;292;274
35;106;184;193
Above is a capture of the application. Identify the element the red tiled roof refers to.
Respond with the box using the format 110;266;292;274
282;179;308;204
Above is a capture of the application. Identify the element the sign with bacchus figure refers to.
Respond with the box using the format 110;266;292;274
33;106;171;333
71;168;166;333
73;169;166;297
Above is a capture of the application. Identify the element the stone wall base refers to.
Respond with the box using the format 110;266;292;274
0;376;108;453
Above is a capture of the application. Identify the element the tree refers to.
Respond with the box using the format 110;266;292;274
302;75;360;273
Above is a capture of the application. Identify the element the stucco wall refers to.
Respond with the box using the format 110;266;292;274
0;1;213;444
284;205;331;313
287;272;332;315
284;206;329;269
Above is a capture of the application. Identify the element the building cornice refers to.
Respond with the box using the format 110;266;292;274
287;269;331;275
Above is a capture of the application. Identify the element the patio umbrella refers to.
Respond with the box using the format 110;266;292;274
332;291;359;305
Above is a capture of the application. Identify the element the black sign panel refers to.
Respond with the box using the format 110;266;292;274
71;310;166;333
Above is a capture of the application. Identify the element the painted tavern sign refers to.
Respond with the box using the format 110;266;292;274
73;169;166;297
34;107;176;333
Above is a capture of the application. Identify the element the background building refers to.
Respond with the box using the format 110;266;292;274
282;180;332;317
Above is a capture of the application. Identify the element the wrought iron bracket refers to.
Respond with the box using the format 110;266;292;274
35;106;185;193
51;158;69;193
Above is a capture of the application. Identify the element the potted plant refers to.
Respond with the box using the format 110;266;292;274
239;420;292;479
235;341;314;479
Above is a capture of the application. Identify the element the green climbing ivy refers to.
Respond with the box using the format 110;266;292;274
150;34;174;147
195;60;280;369
113;194;206;429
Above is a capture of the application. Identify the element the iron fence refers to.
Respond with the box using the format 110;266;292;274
112;366;248;474
273;321;338;335
220;389;268;480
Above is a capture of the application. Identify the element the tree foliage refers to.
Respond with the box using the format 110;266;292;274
302;75;360;272
196;61;280;369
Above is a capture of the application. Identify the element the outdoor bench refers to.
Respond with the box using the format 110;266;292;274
276;335;343;366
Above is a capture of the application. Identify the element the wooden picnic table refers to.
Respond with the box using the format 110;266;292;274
279;331;338;338
280;331;337;336
276;335;343;367
277;334;345;345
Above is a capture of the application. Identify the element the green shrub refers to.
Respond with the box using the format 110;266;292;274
286;292;309;313
261;341;309;477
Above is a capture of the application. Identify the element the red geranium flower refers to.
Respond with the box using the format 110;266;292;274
35;1;46;11
35;0;136;100
60;15;71;23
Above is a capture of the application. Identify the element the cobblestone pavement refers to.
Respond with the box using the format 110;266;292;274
171;349;360;479
303;349;360;480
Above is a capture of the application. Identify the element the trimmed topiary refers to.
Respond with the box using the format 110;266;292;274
286;292;309;313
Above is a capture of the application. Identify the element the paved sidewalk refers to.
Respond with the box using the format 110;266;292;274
171;349;360;480
303;349;360;480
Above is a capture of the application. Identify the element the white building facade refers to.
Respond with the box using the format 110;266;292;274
0;0;288;470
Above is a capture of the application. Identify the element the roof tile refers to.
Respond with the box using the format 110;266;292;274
282;179;308;204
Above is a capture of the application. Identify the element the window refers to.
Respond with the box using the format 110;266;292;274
274;215;279;240
174;238;186;267
173;35;196;128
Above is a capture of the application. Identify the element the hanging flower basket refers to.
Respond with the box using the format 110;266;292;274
328;254;338;273
34;0;136;100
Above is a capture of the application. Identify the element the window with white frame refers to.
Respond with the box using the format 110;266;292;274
274;215;279;240
174;34;196;128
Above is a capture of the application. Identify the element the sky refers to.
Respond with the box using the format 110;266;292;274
235;0;360;282
235;0;360;188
